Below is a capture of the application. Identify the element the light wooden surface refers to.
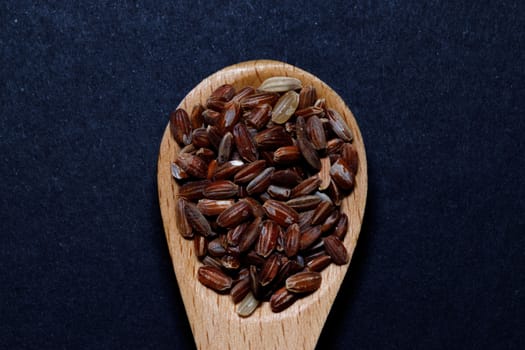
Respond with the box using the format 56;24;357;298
157;60;368;350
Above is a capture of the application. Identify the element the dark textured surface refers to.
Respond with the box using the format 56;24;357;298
1;1;524;349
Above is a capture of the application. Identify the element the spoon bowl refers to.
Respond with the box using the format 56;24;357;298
157;60;367;350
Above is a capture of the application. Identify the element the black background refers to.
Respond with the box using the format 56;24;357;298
1;1;524;349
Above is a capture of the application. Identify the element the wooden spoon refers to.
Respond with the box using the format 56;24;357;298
157;60;367;350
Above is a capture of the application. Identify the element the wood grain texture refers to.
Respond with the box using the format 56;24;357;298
157;60;368;350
